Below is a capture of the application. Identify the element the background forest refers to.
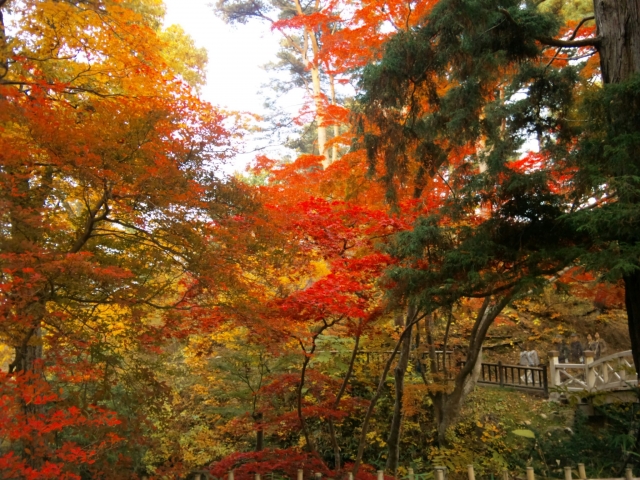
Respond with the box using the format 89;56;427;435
1;0;639;478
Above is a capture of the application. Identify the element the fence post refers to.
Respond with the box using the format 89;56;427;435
435;467;446;480
503;470;509;480
229;471;235;480
585;351;595;389
526;466;535;480
564;466;572;480
377;470;384;480
256;475;261;480
194;475;201;480
408;468;415;480
626;467;633;480
578;464;586;480
298;469;304;480
348;474;354;480
315;473;322;480
498;362;504;387
468;465;476;480
548;351;559;389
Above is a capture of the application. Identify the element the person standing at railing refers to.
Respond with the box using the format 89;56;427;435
593;332;607;360
552;336;570;363
519;343;540;382
569;332;584;364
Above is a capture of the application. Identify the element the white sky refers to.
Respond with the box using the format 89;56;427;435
163;0;306;172
163;0;280;114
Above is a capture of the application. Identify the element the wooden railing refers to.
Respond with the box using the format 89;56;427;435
549;349;638;393
188;462;639;480
476;361;548;395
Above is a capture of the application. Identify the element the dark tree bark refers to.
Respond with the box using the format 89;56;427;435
352;310;422;475
624;272;640;376
328;333;360;472
593;0;640;84
594;0;640;371
384;306;414;475
429;293;514;446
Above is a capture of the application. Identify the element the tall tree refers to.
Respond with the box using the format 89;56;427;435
0;0;248;476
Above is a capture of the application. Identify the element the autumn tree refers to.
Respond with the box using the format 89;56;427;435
0;0;251;476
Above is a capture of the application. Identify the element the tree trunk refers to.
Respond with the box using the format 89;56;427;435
329;74;339;164
429;294;513;446
0;4;8;81
593;0;640;84
594;0;640;371
624;271;640;374
254;412;264;452
433;347;483;446
352;310;420;475
384;307;414;475
311;64;329;167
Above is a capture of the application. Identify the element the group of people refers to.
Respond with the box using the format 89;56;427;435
552;332;607;364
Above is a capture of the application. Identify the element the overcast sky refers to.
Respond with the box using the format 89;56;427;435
163;0;281;114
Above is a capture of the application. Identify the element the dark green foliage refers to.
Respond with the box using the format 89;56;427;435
570;76;640;278
529;405;640;477
354;0;567;193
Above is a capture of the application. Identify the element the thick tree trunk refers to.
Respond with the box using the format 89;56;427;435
433;349;482;445
429;294;513;445
624;271;640;374
594;0;640;372
384;307;414;475
593;0;640;84
0;5;8;80
254;412;264;452
311;65;329;167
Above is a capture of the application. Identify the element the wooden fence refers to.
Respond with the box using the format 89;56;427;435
476;361;548;395
183;463;637;480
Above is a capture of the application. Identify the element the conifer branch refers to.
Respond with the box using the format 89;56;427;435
497;8;601;48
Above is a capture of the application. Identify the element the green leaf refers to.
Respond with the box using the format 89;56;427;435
512;429;536;439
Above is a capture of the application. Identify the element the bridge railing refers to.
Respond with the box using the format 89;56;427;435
549;349;638;393
476;361;548;395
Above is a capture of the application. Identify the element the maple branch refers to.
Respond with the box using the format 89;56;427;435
296;315;344;455
352;306;427;475
70;192;110;253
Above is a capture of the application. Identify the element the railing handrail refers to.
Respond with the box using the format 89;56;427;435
481;362;546;372
589;349;634;369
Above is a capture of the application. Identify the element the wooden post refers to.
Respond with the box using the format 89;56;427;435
620;358;628;382
377;470;384;480
626;467;633;480
503;470;509;480
256;475;261;480
468;465;476;480
408;468;415;480
194;475;201;480
564;466;572;480
316;473;322;480
578;464;586;480
549;351;560;387
435;467;446;480
229;471;235;480
585;351;595;389
526;466;535;480
498;362;504;387
348;474;354;480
